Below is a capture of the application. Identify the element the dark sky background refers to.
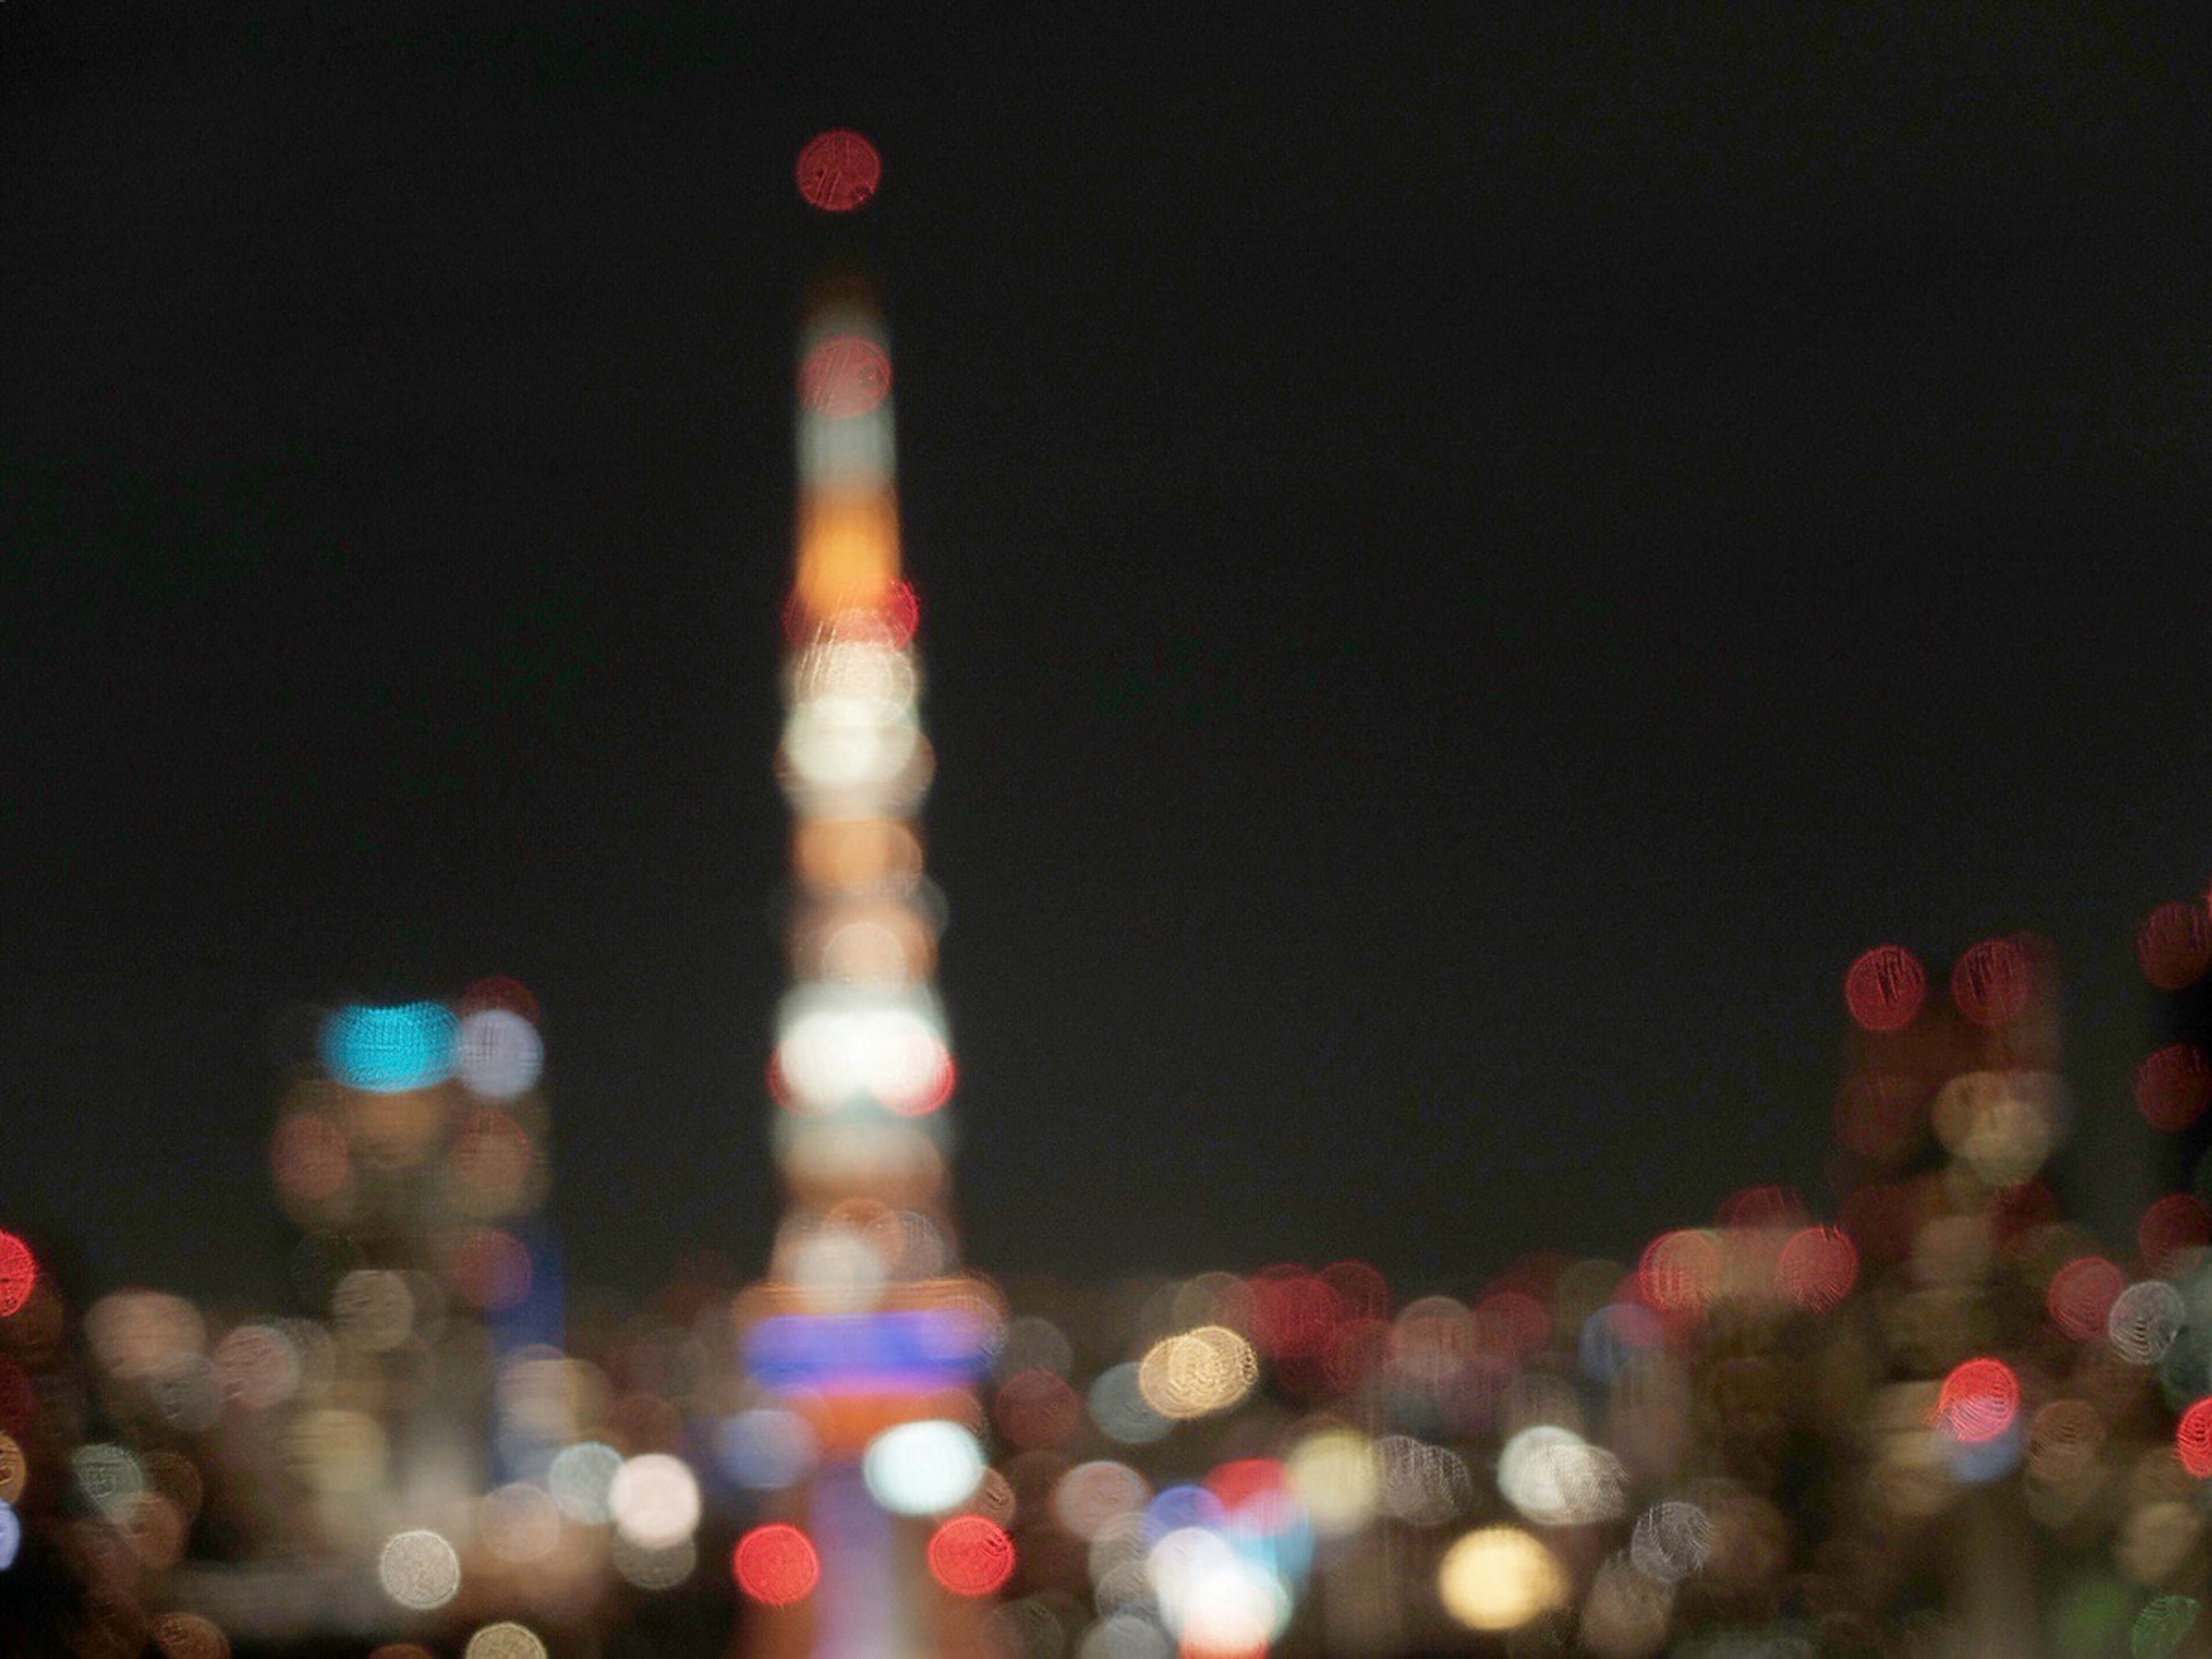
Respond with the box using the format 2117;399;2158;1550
3;3;2207;1310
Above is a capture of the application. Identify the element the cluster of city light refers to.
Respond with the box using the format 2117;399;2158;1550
9;116;2212;1654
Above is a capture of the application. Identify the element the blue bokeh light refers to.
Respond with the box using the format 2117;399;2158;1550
319;1002;457;1092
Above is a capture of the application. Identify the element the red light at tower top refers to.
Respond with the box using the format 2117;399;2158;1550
797;130;882;213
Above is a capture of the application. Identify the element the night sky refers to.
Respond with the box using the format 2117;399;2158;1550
3;3;2207;1309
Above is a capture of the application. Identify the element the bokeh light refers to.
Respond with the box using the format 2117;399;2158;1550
149;1612;230;1659
463;1624;548;1659
456;1008;543;1100
1136;1325;1257;1419
801;334;893;418
2175;1398;2212;1480
796;129;881;212
1498;1423;1626;1524
549;1440;623;1522
0;1231;38;1317
2136;1193;2211;1274
863;1418;986;1515
928;1514;1016;1596
1936;1358;2018;1444
321;1001;457;1092
1775;1225;1858;1310
608;1453;700;1549
378;1528;461;1610
2135;1044;2212;1132
2137;900;2212;990
2109;1281;2187;1365
2047;1256;2126;1340
1629;1499;1712;1583
1845;945;1926;1033
1950;936;2031;1026
1437;1526;1571;1631
0;1432;24;1505
733;1522;820;1605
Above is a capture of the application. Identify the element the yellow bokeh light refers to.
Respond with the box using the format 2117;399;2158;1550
1137;1325;1257;1420
1438;1525;1571;1631
1285;1428;1380;1538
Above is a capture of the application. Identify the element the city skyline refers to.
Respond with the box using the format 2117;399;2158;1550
5;3;2210;1308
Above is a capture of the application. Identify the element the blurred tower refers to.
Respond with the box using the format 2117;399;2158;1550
734;279;1002;1657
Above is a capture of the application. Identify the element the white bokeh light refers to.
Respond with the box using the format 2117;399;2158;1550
862;1419;986;1516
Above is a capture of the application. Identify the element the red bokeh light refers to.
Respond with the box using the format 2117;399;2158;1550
2045;1256;2126;1340
2177;1397;2212;1479
887;1051;956;1119
1473;1289;1550;1358
0;1230;38;1318
800;335;891;419
1247;1268;1341;1362
1845;945;1926;1033
449;1229;533;1310
1324;1317;1390;1394
1205;1457;1287;1514
993;1368;1082;1450
1775;1226;1858;1312
1319;1259;1391;1321
733;1524;820;1606
0;1358;32;1436
2138;901;2212;991
1834;1071;1924;1161
795;130;881;213
458;975;539;1024
1987;1179;2058;1247
2137;1193;2212;1275
1717;1185;1808;1230
927;1515;1015;1597
780;580;921;652
2134;1044;2212;1132
1936;1358;2019;1444
1950;938;2031;1027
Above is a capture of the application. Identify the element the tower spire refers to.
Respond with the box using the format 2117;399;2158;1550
737;276;1005;1654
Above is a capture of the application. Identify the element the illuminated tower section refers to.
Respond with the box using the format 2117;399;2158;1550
740;280;1003;1657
